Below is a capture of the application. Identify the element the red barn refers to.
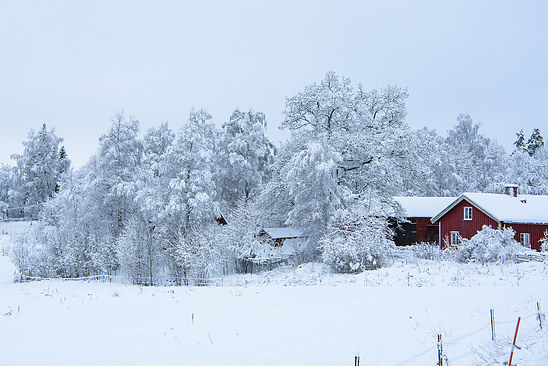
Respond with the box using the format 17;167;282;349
393;197;455;245
431;186;548;251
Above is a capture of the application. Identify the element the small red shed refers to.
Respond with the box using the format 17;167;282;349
431;188;548;251
393;196;455;245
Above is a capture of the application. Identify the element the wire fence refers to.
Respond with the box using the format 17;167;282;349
18;274;112;282
386;309;545;366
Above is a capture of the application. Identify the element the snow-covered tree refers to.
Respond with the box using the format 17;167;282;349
34;160;109;277
281;71;361;139
284;139;351;251
437;113;508;195
161;109;217;230
133;122;176;277
526;128;544;156
0;165;14;218
403;115;508;197
133;123;175;233
117;215;161;285
32;113;145;277
272;72;410;251
280;72;411;195
505;146;548;195
256;135;308;227
409;128;456;196
218;197;265;273
513;128;544;157
95;113;143;237
514;129;526;152
480;142;508;193
444;114;487;193
149;109;219;282
11;124;70;217
142;122;175;176
281;73;409;178
320;194;396;273
216;109;274;208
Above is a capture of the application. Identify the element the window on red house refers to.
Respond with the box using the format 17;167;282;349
463;207;472;221
520;233;530;248
450;231;460;246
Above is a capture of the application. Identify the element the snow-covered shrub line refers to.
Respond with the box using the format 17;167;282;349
410;242;456;261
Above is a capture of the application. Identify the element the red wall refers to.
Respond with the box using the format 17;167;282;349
415;217;429;243
413;217;439;243
503;223;548;251
439;199;499;248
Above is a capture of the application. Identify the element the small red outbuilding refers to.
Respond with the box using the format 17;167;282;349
393;196;455;245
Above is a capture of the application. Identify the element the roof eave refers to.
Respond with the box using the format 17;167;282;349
430;194;501;224
501;220;548;226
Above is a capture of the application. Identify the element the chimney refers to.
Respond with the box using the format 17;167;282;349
504;184;518;197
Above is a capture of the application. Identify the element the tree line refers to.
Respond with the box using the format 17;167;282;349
1;72;547;282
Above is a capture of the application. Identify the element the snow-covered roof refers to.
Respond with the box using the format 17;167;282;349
393;196;456;218
431;193;548;224
251;238;306;262
261;227;304;239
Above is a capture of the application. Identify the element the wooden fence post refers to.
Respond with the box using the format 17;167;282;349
490;309;496;341
537;302;544;330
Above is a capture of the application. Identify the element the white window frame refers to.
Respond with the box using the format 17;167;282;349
520;233;530;248
450;231;460;246
463;206;472;221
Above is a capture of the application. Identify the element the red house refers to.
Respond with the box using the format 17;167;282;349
393;197;455;245
431;185;548;251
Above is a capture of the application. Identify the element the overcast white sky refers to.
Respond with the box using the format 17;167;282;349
1;0;547;168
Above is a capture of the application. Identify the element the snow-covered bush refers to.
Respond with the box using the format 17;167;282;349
10;234;38;281
9;224;60;280
171;224;226;285
411;242;457;261
540;230;548;252
320;198;395;273
456;225;524;263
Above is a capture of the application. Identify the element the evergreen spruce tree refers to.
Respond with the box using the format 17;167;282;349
514;129;526;151
526;128;544;156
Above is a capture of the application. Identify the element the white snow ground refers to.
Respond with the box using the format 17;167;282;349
1;224;547;365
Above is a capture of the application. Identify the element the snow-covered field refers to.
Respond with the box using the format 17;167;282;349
1;223;547;365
